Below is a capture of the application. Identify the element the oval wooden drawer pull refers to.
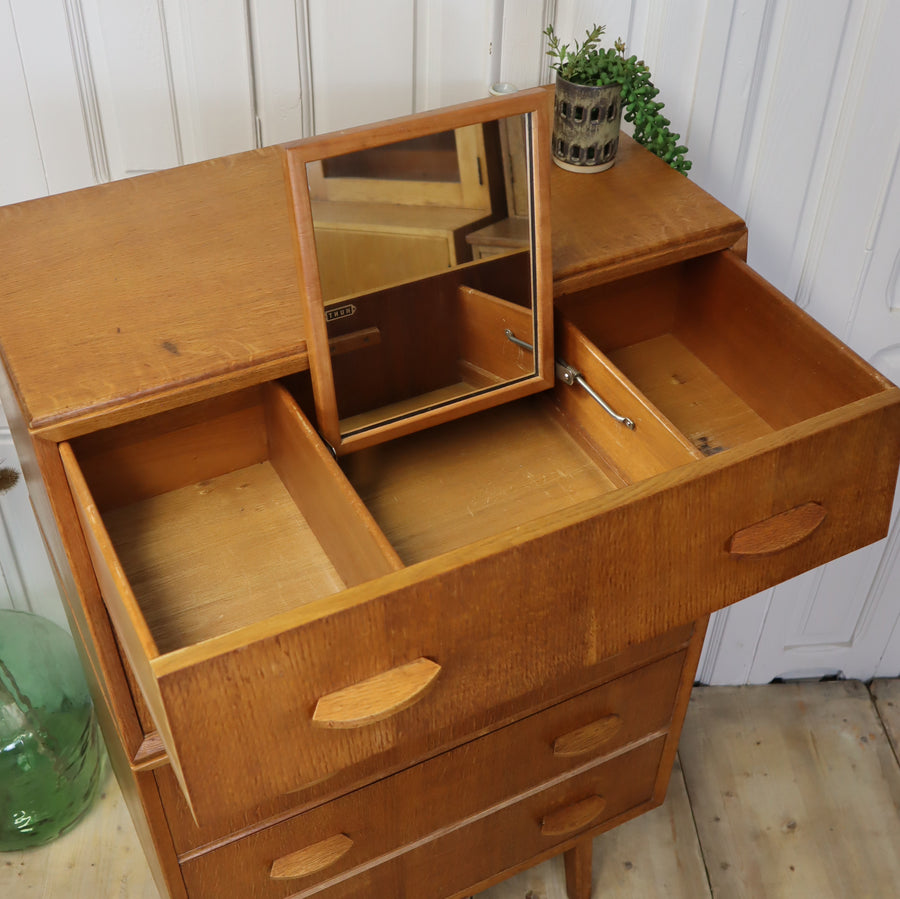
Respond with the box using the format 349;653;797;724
553;714;623;758
728;502;827;556
270;833;353;880
541;794;607;837
312;657;441;728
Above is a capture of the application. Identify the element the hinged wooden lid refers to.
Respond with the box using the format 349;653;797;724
0;87;744;442
0;148;306;440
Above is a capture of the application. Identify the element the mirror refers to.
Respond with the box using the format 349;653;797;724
283;88;553;454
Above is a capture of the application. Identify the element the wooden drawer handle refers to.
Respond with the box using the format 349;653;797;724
312;657;441;728
553;715;623;758
541;794;607;837
728;502;827;556
270;833;353;880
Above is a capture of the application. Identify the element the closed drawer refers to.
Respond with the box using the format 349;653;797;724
180;730;666;899
60;250;900;824
160;633;691;853
171;648;686;856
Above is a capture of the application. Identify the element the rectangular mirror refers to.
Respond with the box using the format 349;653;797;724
283;88;553;454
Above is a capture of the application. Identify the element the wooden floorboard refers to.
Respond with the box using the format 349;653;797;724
7;682;900;897
679;681;900;899
870;677;900;760
0;762;160;899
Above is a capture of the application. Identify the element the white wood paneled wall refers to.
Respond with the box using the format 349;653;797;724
0;403;68;630
2;0;899;682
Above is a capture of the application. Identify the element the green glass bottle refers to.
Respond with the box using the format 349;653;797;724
0;610;104;850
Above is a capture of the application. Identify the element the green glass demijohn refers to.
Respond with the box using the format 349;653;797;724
0;609;104;850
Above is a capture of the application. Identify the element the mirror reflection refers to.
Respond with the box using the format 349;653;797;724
306;113;537;436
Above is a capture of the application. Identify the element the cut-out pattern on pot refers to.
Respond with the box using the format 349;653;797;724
552;78;622;173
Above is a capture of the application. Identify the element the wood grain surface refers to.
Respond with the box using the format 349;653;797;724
0;149;305;438
0;92;743;442
312;657;442;728
16;681;900;898
680;681;900;898
479;757;709;899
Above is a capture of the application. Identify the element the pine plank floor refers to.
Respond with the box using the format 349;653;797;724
4;681;900;898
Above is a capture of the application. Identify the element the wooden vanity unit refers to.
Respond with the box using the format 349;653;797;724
1;89;898;899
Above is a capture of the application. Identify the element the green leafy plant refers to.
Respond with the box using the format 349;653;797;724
544;23;691;174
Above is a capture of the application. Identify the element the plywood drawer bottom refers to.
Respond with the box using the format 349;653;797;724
179;656;680;897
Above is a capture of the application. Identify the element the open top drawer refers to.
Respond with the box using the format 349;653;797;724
59;251;900;825
555;250;889;460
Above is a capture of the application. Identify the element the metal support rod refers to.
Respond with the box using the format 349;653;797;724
505;329;534;352
555;360;636;430
504;330;635;430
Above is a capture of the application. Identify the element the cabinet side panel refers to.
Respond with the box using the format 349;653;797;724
0;362;185;898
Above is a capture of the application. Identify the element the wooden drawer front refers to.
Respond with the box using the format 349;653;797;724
181;734;665;899
64;382;898;826
156;630;692;853
60;252;900;826
168;649;685;855
152;382;897;824
61;382;697;825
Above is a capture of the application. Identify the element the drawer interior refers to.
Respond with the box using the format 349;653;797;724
65;378;656;650
64;251;894;649
340;396;622;565
321;250;535;432
557;251;890;457
64;383;401;654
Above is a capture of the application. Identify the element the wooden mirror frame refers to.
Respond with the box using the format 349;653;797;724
282;88;553;454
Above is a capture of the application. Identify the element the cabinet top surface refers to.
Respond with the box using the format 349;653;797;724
0;124;743;439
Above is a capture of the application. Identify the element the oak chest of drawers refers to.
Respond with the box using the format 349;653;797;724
1;90;898;899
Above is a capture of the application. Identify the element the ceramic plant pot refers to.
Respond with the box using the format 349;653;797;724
551;77;622;173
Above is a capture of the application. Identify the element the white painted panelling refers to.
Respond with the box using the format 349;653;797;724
2;0;900;684
721;0;900;684
748;548;881;681
696;588;773;686
749;503;900;683
161;0;256;162
0;0;47;205
498;0;557;90
634;0;706;155
875;502;900;676
0;433;68;630
687;0;773;215
8;0;96;195
247;0;305;144
80;0;257;178
414;0;503;109
79;0;181;178
308;0;415;132
740;1;856;296
551;1;634;59
789;0;884;319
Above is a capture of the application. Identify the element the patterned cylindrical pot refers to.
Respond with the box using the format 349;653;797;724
551;77;623;173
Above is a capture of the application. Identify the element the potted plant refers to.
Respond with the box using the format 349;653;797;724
544;23;691;175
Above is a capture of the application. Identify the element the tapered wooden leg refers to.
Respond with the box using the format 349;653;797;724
564;837;593;899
